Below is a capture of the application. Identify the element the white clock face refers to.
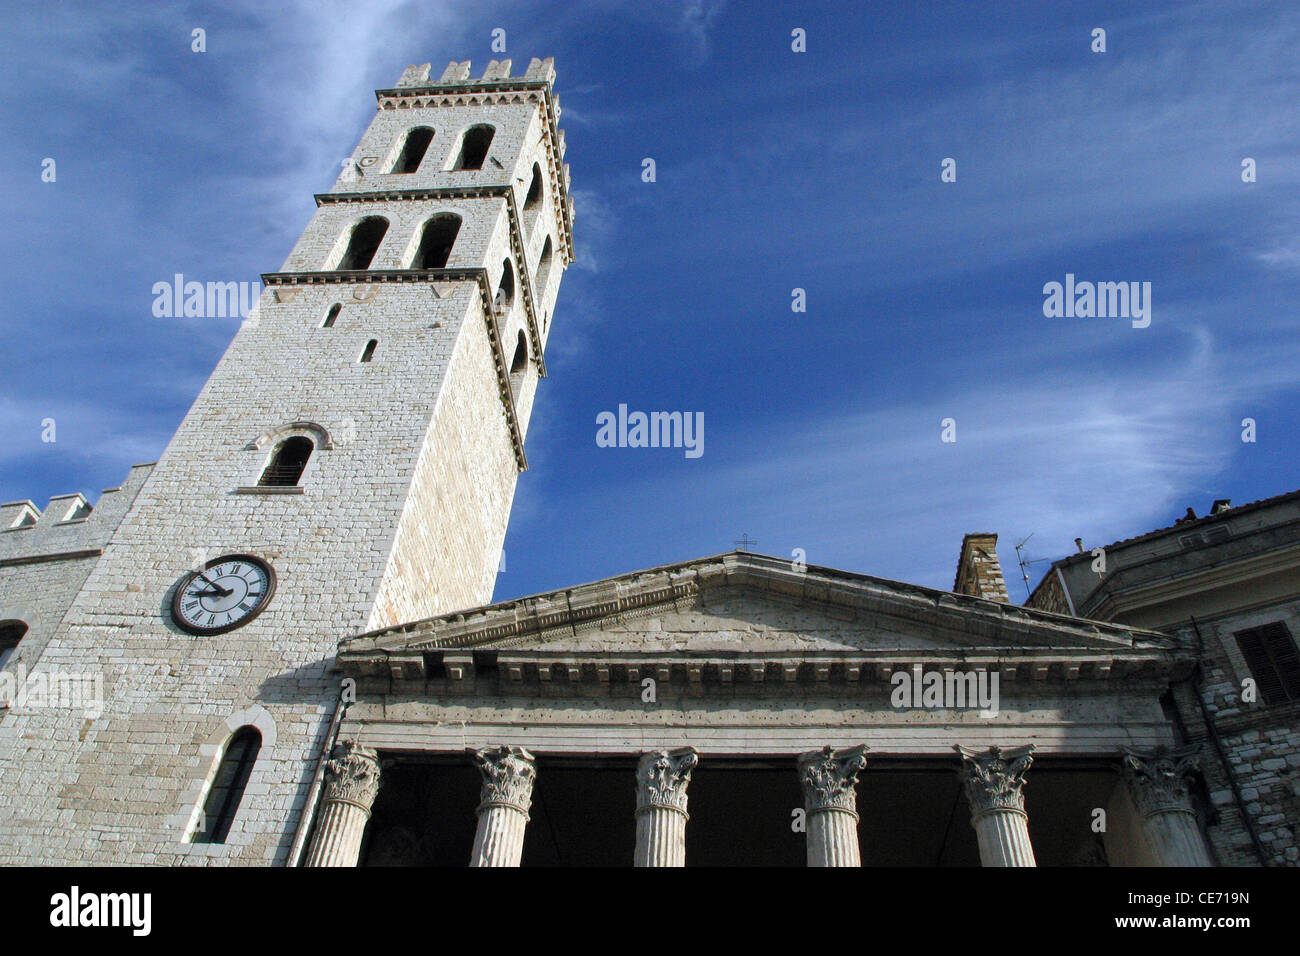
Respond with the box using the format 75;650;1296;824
173;555;275;635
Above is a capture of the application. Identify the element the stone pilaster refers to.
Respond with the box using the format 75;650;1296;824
955;744;1037;867
1121;746;1213;867
798;745;869;867
469;745;536;867
303;741;382;867
634;747;698;866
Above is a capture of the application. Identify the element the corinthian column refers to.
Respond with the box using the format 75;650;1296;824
634;747;698;866
798;745;869;867
303;740;382;867
1121;746;1213;866
955;744;1037;867
469;745;536;867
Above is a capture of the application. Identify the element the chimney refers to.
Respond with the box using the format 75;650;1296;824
954;533;1010;603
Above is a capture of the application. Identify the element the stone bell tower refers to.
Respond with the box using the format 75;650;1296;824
0;58;574;865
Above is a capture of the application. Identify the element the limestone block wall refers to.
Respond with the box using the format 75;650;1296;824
1171;600;1300;867
0;464;153;673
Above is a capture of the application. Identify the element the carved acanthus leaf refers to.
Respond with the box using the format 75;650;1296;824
1122;745;1200;817
474;745;537;817
955;744;1035;816
636;748;698;816
321;740;382;812
798;745;869;814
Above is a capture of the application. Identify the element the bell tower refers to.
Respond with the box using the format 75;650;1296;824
265;56;576;626
0;58;574;865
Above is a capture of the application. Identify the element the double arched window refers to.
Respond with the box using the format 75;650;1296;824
192;726;261;844
495;259;515;315
452;125;494;171
258;436;313;487
390;127;434;174
509;330;528;396
412;214;461;270
337;217;389;270
524;163;544;231
536;236;554;301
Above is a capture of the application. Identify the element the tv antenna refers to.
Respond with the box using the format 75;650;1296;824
1014;533;1051;600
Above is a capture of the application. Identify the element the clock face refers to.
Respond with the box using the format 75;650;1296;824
172;555;276;635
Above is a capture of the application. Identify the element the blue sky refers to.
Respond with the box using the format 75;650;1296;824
1;0;1297;604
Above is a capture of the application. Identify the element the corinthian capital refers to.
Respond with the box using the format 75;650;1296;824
321;740;382;813
636;748;698;816
1122;745;1200;817
474;745;537;817
955;744;1035;817
798;745;869;815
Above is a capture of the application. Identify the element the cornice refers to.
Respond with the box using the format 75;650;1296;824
1079;539;1300;620
0;547;102;569
260;268;527;472
338;552;1183;686
314;185;548;378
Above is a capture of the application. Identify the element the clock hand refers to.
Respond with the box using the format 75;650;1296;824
193;573;233;598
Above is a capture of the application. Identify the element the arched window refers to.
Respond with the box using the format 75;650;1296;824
495;259;515;315
523;163;543;229
536;236;554;300
192;726;261;844
321;303;342;328
258;436;313;487
360;339;378;363
337;217;389;270
390;127;434;174
452;125;494;171
412;214;461;269
0;621;27;671
509;330;528;395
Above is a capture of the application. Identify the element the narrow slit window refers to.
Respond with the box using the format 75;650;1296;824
413;215;461;269
452;125;494;171
192;726;261;844
360;339;378;363
337;217;389;270
390;127;434;173
258;436;313;487
321;303;342;328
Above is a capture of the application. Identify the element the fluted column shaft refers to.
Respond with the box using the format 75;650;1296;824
955;744;1037;867
1122;746;1213;867
634;748;697;866
304;741;382;868
469;745;536;867
798;745;869;867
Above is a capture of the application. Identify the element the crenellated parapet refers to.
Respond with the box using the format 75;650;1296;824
0;463;154;564
374;58;575;263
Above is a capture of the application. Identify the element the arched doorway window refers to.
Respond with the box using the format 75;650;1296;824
192;726;261;844
258;436;313;486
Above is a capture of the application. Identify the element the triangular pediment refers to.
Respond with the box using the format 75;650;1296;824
340;553;1179;683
